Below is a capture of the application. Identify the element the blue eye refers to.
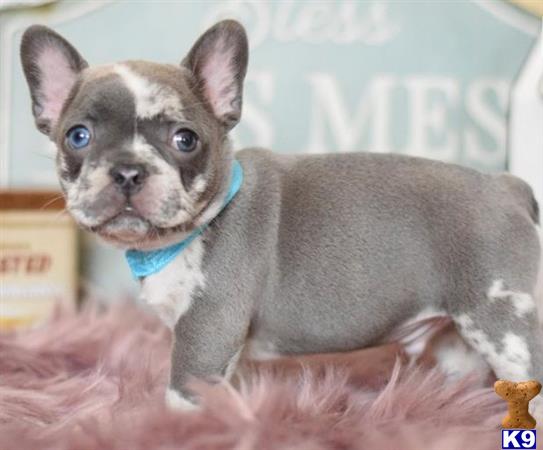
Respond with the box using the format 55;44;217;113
172;129;198;153
66;126;91;149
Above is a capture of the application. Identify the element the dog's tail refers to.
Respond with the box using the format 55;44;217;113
496;174;542;323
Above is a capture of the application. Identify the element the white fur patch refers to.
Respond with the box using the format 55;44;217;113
432;328;490;382
132;133;158;160
454;314;531;380
141;235;205;329
165;387;198;411
488;279;535;318
246;338;280;361
500;332;532;378
386;308;448;358
191;175;208;196
114;64;184;120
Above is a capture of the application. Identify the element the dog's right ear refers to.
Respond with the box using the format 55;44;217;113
182;20;248;130
20;25;88;136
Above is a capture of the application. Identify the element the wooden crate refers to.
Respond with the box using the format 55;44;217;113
0;191;77;330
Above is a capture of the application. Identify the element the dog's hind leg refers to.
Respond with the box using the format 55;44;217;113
427;324;492;384
452;279;543;421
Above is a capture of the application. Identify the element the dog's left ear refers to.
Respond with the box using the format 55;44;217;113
182;20;248;130
20;25;88;136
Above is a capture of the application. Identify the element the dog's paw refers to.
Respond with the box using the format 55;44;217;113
165;388;199;412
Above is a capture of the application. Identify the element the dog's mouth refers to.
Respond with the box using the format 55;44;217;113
90;207;152;244
85;203;202;249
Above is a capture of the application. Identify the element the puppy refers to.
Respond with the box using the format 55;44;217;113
20;20;543;414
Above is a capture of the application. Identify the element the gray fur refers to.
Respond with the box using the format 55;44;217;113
172;150;543;402
20;21;543;411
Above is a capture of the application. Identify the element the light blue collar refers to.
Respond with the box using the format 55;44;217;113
125;160;243;279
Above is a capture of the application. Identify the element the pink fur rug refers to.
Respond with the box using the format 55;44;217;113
0;303;513;449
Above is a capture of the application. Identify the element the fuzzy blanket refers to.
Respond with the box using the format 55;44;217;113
0;303;518;450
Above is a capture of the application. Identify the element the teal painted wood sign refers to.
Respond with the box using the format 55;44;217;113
0;0;538;293
0;0;539;188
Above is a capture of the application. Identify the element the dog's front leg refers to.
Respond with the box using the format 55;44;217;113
165;297;250;411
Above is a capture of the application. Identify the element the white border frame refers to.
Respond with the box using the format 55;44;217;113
509;29;543;205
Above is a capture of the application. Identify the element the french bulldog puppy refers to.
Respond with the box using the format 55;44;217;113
20;20;542;414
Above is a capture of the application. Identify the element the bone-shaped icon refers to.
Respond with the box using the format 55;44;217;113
494;380;541;429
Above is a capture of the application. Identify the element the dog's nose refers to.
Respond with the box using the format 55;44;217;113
109;164;147;194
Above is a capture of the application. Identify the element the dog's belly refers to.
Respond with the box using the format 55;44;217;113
247;324;388;358
248;304;447;358
249;279;435;356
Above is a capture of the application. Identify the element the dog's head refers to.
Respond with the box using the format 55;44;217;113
20;21;248;250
